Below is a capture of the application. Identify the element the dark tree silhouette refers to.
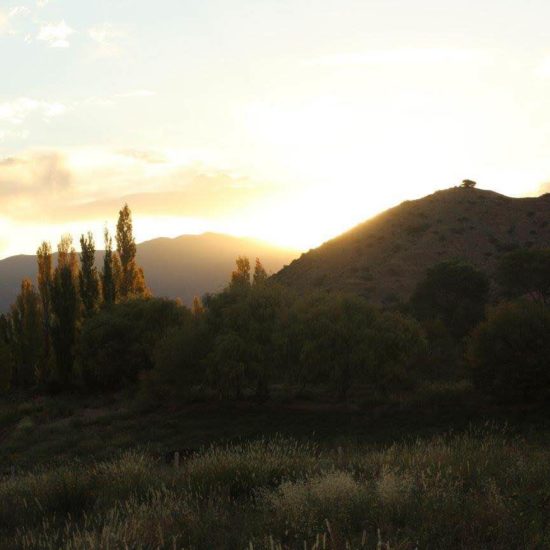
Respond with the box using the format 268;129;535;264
79;231;100;316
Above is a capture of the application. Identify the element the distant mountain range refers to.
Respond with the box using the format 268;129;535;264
0;233;298;312
274;187;550;305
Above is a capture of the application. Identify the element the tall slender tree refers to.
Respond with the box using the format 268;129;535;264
10;279;43;387
79;231;100;316
253;258;268;286
36;241;53;361
231;256;251;289
50;235;80;386
115;204;148;298
102;227;116;306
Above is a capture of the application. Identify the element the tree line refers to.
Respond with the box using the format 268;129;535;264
1;209;550;406
0;204;148;391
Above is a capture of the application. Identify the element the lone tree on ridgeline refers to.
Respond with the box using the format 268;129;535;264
115;204;148;299
461;179;477;189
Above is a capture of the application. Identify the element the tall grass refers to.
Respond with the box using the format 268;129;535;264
1;428;549;549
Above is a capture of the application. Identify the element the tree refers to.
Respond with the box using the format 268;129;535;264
497;248;550;305
50;236;81;386
116;203;148;299
253;258;268;286
36;241;53;366
102;227;117;306
0;315;12;393
287;292;425;399
461;179;477;188
78;298;187;390
230;256;251;289
10;279;43;387
468;301;550;403
411;261;490;339
79;231;100;316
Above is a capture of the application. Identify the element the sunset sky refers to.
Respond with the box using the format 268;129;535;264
2;0;550;258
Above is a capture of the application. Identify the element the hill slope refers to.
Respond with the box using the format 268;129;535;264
274;187;550;305
0;233;297;312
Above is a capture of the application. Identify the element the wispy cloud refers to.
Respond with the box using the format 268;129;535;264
37;20;74;48
88;23;127;58
0;97;67;125
9;6;31;18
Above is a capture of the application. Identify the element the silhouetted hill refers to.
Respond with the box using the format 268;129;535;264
274;187;550;305
0;233;297;312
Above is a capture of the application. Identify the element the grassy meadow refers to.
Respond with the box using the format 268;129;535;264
2;427;550;549
2;386;550;549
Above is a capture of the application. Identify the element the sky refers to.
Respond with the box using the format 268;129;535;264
1;0;550;258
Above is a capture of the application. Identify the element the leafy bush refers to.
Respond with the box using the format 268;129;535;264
77;298;189;390
468;301;550;403
411;260;490;339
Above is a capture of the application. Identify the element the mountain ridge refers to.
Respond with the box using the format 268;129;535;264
0;232;298;312
274;187;550;305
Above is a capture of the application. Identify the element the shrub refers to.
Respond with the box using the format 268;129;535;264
411;261;490;339
468;301;550;403
77;298;189;390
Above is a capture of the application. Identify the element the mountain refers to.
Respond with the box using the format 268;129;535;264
274;187;550;305
0;233;298;312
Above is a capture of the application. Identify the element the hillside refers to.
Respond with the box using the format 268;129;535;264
275;187;550;304
0;233;297;312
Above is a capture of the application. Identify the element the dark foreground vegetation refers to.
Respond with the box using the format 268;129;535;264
2;429;550;549
2;198;550;548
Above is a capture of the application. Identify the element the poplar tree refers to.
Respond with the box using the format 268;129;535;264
115;203;148;298
10;279;43;387
50;235;80;385
102;228;116;306
253;258;268;286
79;231;100;316
36;241;53;359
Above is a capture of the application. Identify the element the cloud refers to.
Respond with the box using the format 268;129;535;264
0;148;271;226
116;149;168;164
37;0;50;7
37;21;74;47
88;23;127;57
0;151;73;223
0;97;67;125
0;11;8;32
9;6;31;18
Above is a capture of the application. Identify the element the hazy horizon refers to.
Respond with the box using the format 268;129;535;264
2;0;550;258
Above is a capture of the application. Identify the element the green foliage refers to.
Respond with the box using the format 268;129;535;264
9;279;43;387
101;227;116;306
50;246;81;387
116;203;148;299
288;292;425;398
77;298;188;389
497;248;550;304
204;275;291;399
461;179;477;188
468;301;550;403
79;231;100;316
411;260;489;339
144;316;208;401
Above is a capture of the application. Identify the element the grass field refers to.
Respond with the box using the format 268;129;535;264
2;384;550;548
